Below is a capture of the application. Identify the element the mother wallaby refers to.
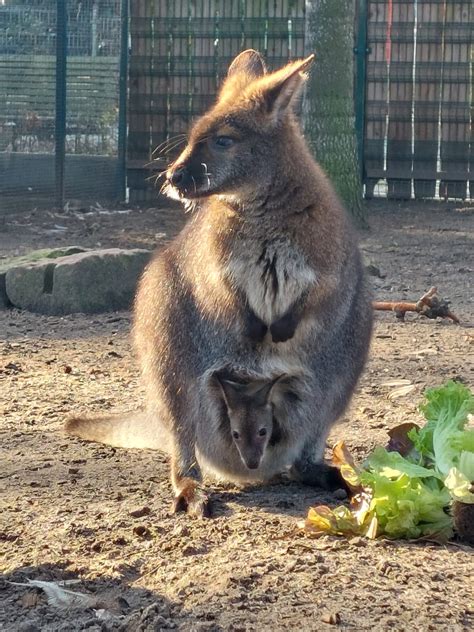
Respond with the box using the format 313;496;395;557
67;50;372;517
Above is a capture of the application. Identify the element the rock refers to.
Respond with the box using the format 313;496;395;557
5;248;151;314
0;247;87;310
129;506;151;518
0;273;12;308
321;612;341;625
362;254;385;278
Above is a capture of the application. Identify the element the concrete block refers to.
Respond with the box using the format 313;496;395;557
5;248;151;314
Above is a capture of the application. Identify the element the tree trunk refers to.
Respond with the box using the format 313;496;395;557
303;0;366;225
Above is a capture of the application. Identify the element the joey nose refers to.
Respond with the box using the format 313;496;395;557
246;459;260;470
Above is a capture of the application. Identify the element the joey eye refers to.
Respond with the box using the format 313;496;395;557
232;430;240;440
258;428;267;437
213;136;235;149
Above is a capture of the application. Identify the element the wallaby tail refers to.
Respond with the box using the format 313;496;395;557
64;411;172;452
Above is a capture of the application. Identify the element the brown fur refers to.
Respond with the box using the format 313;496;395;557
66;50;373;517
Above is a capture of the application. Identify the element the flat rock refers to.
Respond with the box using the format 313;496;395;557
0;247;88;309
5;248;151;314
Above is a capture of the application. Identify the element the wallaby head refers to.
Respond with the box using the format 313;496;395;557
213;371;288;471
164;49;315;202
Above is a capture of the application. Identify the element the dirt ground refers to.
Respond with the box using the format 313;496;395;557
1;200;473;632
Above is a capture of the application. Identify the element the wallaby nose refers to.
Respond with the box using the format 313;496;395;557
246;459;260;470
169;166;186;187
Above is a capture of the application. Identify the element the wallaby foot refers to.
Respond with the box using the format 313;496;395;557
291;460;348;494
171;455;212;518
172;479;212;518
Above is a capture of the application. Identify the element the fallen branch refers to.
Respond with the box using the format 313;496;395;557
373;286;460;324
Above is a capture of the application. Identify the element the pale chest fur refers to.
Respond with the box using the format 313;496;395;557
226;236;316;324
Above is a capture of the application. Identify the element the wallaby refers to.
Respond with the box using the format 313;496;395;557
211;368;286;472
66;49;372;518
67;364;344;517
202;366;345;492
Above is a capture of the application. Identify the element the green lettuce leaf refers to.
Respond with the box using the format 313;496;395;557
364;446;439;480
360;459;452;540
304;382;473;542
408;381;474;476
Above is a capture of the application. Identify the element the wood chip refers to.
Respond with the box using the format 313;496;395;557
387;384;416;400
321;612;341;625
21;591;41;608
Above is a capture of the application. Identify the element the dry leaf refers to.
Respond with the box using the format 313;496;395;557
386;422;420;455
8;580;98;611
381;379;412;387
331;441;364;495
387;384;415;400
21;591;41;608
332;441;357;470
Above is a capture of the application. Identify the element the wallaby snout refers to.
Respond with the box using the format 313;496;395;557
166;156;212;199
235;433;268;471
243;454;262;470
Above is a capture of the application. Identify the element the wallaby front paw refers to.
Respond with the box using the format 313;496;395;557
270;311;297;343
172;481;212;518
244;309;268;342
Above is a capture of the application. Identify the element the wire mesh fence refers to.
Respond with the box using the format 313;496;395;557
0;0;125;214
1;1;472;213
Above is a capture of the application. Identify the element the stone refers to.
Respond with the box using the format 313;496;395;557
362;254;385;279
0;247;88;309
5;248;151;314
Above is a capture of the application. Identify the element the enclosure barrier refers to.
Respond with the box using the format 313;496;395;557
364;0;473;200
0;0;123;213
0;1;472;211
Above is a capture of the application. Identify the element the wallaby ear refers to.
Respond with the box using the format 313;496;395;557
268;374;290;397
214;375;246;409
228;49;267;79
249;374;289;406
259;54;315;121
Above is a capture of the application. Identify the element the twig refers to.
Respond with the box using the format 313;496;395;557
373;286;460;323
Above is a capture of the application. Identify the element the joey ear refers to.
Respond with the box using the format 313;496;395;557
249;374;289;406
228;49;267;79
260;54;315;120
268;374;290;398
214;376;246;409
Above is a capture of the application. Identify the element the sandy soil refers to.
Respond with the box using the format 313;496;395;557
1;200;473;631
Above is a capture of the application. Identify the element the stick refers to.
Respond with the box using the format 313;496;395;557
373;287;460;323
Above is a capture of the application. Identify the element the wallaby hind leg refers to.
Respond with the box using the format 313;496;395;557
171;441;212;518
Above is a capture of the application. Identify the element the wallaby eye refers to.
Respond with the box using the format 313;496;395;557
232;430;240;440
214;136;235;149
258;428;267;437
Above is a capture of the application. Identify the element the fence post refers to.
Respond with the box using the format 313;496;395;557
55;0;67;209
303;0;366;225
117;0;129;202
91;1;99;57
354;0;369;181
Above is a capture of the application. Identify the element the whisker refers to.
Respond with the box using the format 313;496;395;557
152;134;187;156
191;175;197;194
144;170;166;184
158;137;188;157
159;181;169;195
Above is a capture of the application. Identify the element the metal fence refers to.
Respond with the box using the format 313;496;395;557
0;0;125;214
363;0;473;200
1;1;472;213
127;0;306;203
